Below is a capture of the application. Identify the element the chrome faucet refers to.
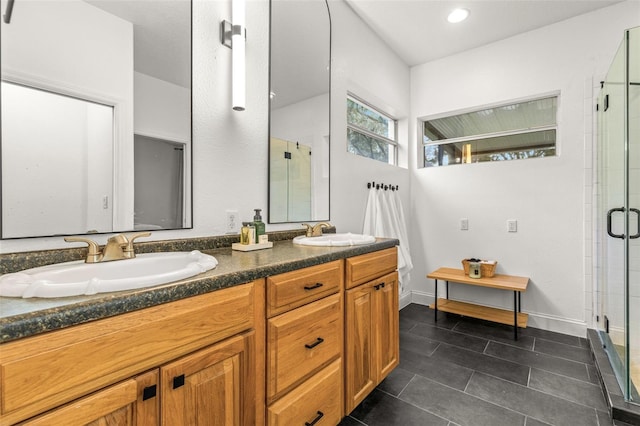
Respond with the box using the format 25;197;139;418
302;222;332;237
65;232;151;263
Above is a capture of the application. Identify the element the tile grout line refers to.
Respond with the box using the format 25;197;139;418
484;340;599;385
463;370;475;393
392;376;457;425
396;373;418;398
450;335;606;416
460;371;597;426
427;331;602;390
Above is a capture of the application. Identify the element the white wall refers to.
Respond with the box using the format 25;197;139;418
328;0;410;237
409;1;640;336
2;85;113;237
134;72;191;143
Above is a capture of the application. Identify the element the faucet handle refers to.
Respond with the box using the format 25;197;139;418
64;236;101;263
123;232;151;258
301;223;313;237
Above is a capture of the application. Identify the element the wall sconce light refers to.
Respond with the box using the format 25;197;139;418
3;0;15;23
220;0;246;111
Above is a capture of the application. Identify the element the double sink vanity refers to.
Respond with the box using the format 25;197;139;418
0;231;399;425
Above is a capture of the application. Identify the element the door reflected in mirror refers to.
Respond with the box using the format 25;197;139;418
0;0;192;239
268;0;331;223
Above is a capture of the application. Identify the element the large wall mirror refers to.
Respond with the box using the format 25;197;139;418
0;0;192;239
269;0;330;223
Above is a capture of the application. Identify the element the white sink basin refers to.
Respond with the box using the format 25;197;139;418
293;233;376;247
0;251;218;298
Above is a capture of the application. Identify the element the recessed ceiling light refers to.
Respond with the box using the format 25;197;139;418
447;8;469;23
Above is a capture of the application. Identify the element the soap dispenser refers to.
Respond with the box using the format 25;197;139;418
252;209;265;240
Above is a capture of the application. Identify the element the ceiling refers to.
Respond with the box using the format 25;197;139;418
344;0;623;66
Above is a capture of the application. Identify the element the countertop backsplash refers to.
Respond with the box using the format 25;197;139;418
0;229;307;275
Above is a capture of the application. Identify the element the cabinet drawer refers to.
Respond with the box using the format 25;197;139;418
345;247;397;289
0;282;257;425
267;359;342;426
267;293;342;401
267;260;343;317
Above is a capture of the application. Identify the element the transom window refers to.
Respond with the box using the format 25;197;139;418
422;95;558;167
347;95;397;165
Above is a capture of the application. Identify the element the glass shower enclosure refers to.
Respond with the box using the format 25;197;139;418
596;25;639;405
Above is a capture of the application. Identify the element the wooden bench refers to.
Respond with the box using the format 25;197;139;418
427;267;529;340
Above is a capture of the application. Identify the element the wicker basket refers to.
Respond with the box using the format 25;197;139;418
461;259;498;278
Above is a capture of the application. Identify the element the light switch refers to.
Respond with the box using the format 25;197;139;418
507;220;517;232
460;218;469;231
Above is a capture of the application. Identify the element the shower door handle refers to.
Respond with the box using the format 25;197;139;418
631;208;640;239
607;207;625;239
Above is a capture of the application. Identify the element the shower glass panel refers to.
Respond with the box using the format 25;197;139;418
629;26;640;402
269;137;312;222
597;26;639;405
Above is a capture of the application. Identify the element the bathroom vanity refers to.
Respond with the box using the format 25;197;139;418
0;237;399;425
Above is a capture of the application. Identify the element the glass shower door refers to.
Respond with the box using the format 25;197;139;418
597;26;639;405
598;33;627;394
628;26;639;403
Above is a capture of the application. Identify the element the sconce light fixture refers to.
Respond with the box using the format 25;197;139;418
221;0;246;111
3;0;15;23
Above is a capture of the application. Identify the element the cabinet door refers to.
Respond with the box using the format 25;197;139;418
160;333;252;426
376;272;399;381
20;370;159;426
344;271;399;414
344;282;376;414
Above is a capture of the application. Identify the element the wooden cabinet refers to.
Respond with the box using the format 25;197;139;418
161;333;255;426
267;260;343;318
1;245;398;426
0;281;265;426
267;359;343;426
20;334;256;426
266;261;344;426
19;370;158;426
344;249;399;414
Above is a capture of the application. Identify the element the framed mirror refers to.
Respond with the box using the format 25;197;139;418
268;0;330;223
0;0;192;239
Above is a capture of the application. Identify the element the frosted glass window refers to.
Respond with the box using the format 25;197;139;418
422;95;557;167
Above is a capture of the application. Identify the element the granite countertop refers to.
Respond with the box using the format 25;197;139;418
0;238;398;343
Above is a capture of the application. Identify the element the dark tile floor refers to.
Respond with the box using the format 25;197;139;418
340;303;633;426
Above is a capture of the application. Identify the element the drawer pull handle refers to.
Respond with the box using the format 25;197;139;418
305;337;324;349
173;374;185;389
142;385;157;401
374;282;386;290
305;410;324;426
304;283;324;290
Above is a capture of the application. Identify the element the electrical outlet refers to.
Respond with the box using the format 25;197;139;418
460;218;469;231
507;219;518;233
226;210;239;233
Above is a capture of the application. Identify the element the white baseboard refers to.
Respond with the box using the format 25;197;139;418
399;291;412;310
405;290;588;338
